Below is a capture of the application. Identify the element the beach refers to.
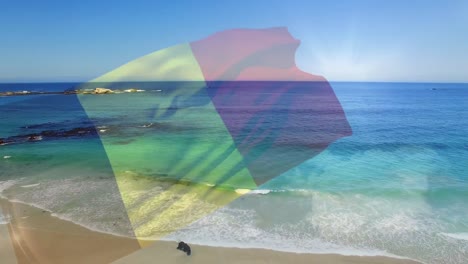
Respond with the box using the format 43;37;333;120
0;198;419;264
0;198;140;263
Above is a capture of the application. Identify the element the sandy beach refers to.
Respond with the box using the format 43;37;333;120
0;198;141;263
0;198;420;264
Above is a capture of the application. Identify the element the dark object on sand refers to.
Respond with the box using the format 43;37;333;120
176;241;191;256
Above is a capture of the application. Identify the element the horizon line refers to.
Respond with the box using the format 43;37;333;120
1;80;468;85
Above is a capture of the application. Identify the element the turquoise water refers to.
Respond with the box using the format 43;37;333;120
1;82;467;263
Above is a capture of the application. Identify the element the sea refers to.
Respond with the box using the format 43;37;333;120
1;82;467;263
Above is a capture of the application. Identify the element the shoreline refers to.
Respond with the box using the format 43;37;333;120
0;197;421;264
0;197;141;263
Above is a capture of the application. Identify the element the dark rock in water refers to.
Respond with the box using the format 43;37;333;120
0;91;65;96
1;126;98;146
176;241;191;256
63;89;78;95
62;127;96;137
0;138;13;146
4;117;183;147
29;127;97;138
27;135;42;141
0;87;117;96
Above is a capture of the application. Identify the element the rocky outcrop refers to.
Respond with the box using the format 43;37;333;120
0;126;98;146
93;88;114;94
0;91;58;96
0;87;149;97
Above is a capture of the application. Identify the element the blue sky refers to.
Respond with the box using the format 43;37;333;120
1;0;467;82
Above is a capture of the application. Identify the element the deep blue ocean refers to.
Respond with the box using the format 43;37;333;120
1;82;467;263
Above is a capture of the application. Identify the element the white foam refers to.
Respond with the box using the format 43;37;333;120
0;182;15;225
6;198;51;212
1;197;126;238
0;180;16;194
20;183;40;188
141;123;153;128
3;156;11;159
0;176;138;236
48;211;133;239
164;189;466;263
249;189;271;195
0;177;463;263
162;206;406;259
441;232;468;241
235;189;271;195
0;214;10;225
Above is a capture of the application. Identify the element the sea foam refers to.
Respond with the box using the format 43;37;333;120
441;232;468;241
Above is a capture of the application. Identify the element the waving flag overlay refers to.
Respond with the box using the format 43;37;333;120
76;27;351;246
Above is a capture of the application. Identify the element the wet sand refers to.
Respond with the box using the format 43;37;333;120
0;198;420;264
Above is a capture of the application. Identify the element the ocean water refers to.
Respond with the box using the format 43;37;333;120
1;82;467;263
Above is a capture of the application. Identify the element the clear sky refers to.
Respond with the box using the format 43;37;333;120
1;0;467;82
